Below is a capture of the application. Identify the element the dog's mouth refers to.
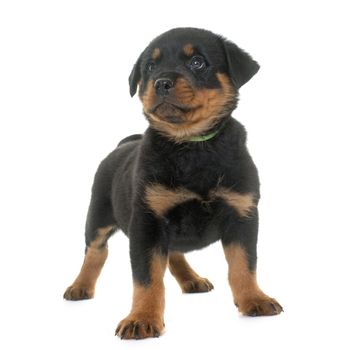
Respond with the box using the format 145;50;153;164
148;102;193;124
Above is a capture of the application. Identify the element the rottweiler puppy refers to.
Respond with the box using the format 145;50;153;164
64;27;283;340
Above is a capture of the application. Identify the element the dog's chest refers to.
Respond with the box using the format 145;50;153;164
144;182;255;252
142;140;257;252
154;145;229;193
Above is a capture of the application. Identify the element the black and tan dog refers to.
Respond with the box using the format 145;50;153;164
64;27;283;339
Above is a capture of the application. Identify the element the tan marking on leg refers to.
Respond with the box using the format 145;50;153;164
183;43;194;56
116;254;167;339
152;48;161;60
63;225;115;300
145;184;201;216
169;252;213;293
212;187;256;217
223;244;283;316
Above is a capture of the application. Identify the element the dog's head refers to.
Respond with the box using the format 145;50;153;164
129;28;259;141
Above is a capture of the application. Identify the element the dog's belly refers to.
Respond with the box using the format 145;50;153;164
165;200;223;252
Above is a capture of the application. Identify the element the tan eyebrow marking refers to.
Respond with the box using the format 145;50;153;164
183;43;194;56
152;48;161;60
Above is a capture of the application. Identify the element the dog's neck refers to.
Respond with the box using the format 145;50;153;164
185;116;230;143
147;116;236;147
187;127;221;142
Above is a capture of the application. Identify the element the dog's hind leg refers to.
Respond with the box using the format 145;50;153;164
168;253;214;293
64;225;116;300
64;169;118;301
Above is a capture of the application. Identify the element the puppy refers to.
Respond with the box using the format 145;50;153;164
64;27;283;340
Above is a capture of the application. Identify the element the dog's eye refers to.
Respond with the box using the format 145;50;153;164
190;56;206;70
146;62;155;73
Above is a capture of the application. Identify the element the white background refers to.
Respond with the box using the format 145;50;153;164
1;0;350;349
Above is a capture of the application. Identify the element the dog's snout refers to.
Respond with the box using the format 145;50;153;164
154;78;174;96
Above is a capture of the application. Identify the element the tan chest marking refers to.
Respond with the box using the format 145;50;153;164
212;187;256;217
145;184;255;218
145;184;200;216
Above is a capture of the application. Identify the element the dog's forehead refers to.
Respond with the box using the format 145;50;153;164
146;28;222;59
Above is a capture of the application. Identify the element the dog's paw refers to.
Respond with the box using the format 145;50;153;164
115;315;164;340
63;285;94;301
181;277;214;293
237;296;283;316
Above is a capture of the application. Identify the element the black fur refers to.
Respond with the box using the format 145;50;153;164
129;28;259;96
221;39;260;88
83;28;261;285
64;28;285;337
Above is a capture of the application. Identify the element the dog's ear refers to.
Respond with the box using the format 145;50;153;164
128;53;143;97
222;39;260;89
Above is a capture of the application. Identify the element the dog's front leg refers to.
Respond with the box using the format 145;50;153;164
116;210;167;340
222;209;283;317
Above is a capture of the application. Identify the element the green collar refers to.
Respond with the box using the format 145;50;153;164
187;128;221;142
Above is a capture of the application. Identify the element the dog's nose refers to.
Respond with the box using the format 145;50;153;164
154;78;174;96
